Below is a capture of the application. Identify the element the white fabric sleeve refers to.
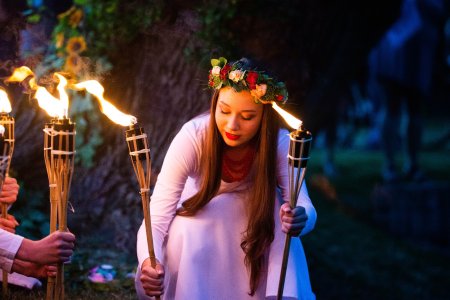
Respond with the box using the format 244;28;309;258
137;119;204;269
0;229;24;273
276;130;317;236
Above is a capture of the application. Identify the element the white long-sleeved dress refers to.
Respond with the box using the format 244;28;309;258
136;114;317;300
0;228;24;273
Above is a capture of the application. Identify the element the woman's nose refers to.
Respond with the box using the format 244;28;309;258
227;115;239;131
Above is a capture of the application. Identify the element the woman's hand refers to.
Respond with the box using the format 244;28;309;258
279;202;308;236
140;258;165;297
0;213;19;233
0;177;19;205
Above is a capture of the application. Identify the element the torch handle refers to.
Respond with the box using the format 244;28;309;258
141;191;161;300
277;233;292;300
277;167;307;300
2;203;8;297
46;187;58;300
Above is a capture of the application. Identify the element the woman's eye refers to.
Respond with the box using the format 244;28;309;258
242;115;255;121
220;109;230;114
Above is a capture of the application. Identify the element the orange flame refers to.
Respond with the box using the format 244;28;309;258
32;73;69;119
34;86;65;118
4;66;37;89
54;73;69;118
5;67;70;119
271;102;302;130
0;88;12;113
73;80;137;126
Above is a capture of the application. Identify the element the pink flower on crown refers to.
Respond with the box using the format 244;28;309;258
250;84;267;99
228;69;244;82
246;71;258;89
211;66;221;76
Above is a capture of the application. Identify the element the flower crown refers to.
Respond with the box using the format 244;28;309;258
208;57;288;105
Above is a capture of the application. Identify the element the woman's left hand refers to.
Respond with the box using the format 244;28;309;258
279;202;308;236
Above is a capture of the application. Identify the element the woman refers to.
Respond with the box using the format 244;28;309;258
136;58;316;299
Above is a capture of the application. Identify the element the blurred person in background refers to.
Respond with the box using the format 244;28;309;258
368;0;446;182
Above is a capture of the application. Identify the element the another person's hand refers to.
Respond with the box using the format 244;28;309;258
0;177;19;205
11;260;57;278
279;202;308;236
17;231;76;265
0;213;19;233
140;258;165;297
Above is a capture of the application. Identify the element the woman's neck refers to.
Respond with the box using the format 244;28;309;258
221;144;256;182
223;144;252;160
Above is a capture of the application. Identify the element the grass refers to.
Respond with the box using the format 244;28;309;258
5;124;450;299
304;146;450;300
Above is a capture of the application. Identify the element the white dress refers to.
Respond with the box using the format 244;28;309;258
136;114;317;300
0;228;24;272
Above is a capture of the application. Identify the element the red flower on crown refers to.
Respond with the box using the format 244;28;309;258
220;64;232;80
246;71;258;90
276;94;284;102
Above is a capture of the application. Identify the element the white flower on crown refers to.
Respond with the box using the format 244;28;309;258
250;84;267;99
211;66;221;76
228;69;244;83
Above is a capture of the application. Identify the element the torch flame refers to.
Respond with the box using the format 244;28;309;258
34;87;65;118
4;66;33;82
0;88;12;113
272;102;302;130
5;67;69;118
74;80;137;126
54;73;69;118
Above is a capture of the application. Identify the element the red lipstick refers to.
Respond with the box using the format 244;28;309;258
225;132;240;140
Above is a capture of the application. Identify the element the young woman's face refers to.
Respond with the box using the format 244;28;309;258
215;86;263;149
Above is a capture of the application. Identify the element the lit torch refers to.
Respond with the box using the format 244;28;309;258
272;102;312;300
32;73;74;300
73;80;160;299
0;88;14;298
5;68;75;299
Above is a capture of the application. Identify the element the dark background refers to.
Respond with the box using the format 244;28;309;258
1;0;449;298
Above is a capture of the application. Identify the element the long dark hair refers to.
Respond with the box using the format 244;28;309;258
177;87;281;294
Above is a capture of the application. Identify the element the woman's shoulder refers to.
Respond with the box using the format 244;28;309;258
174;113;209;145
277;127;290;144
182;113;210;133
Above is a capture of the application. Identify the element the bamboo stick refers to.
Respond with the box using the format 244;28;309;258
0;114;14;298
2;203;8;298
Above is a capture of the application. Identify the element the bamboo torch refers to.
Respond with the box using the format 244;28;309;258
50;117;75;300
0;88;15;298
73;81;159;299
31;73;74;300
272;103;312;300
43;120;58;300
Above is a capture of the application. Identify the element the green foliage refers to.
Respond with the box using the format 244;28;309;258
187;1;240;61
11;185;49;240
25;1;163;167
